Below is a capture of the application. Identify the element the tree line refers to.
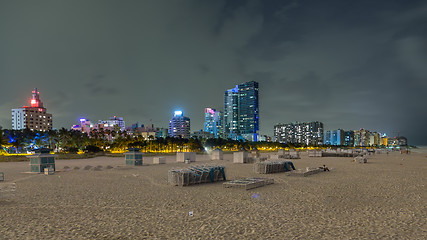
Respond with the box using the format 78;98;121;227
0;128;288;154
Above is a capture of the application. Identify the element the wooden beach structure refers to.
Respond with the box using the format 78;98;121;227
233;149;251;163
223;177;274;190
153;157;166;164
210;148;223;160
176;152;196;163
44;167;54;175
26;148;56;173
124;148;143;166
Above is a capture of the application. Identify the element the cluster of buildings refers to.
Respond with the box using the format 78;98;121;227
323;128;407;147
10;87;407;147
72;117;169;140
274;122;407;147
168;81;259;141
71;117;125;134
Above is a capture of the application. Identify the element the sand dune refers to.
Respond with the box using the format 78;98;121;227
0;151;425;239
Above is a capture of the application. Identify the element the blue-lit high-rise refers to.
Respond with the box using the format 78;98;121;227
324;129;344;145
203;108;223;138
224;81;259;141
224;87;239;139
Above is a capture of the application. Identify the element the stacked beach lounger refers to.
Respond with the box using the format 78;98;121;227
254;161;295;174
223;177;274;190
288;167;324;177
168;165;226;186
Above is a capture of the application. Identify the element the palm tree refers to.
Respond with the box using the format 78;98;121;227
0;128;9;153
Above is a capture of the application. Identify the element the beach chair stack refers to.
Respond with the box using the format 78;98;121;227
254;160;295;174
168;165;226;186
223;177;274;190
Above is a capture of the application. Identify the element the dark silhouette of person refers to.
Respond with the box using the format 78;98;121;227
322;165;330;171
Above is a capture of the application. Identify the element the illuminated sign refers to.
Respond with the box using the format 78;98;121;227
206;108;215;115
174;111;183;117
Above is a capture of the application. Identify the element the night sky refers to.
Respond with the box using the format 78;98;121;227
1;0;426;145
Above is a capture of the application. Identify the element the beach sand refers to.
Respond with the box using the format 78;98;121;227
0;151;426;239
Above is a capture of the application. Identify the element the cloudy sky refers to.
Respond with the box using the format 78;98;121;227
1;0;426;145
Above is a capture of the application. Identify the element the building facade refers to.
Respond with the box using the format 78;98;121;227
98;116;126;131
224;81;259;141
11;88;53;131
224;87;239;139
344;131;355;146
274;121;323;146
324;129;344;145
354;129;370;147
203;108;223;138
192;130;214;139
168;111;191;139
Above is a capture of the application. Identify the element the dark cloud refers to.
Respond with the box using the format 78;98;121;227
0;0;426;145
85;74;119;95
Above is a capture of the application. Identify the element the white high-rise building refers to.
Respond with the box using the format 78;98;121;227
168;111;190;139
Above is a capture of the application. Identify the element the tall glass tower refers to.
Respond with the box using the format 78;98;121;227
224;81;259;141
224;87;239;139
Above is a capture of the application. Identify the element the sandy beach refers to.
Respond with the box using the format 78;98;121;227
0;151;426;239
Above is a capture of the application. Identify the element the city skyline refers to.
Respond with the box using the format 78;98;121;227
1;0;426;145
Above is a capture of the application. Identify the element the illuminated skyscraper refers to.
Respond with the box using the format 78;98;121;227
324;129;344;145
344;130;354;146
224;81;259;141
224;87;239;139
168;111;191;139
11;88;53;131
274;121;324;146
203;108;223;138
